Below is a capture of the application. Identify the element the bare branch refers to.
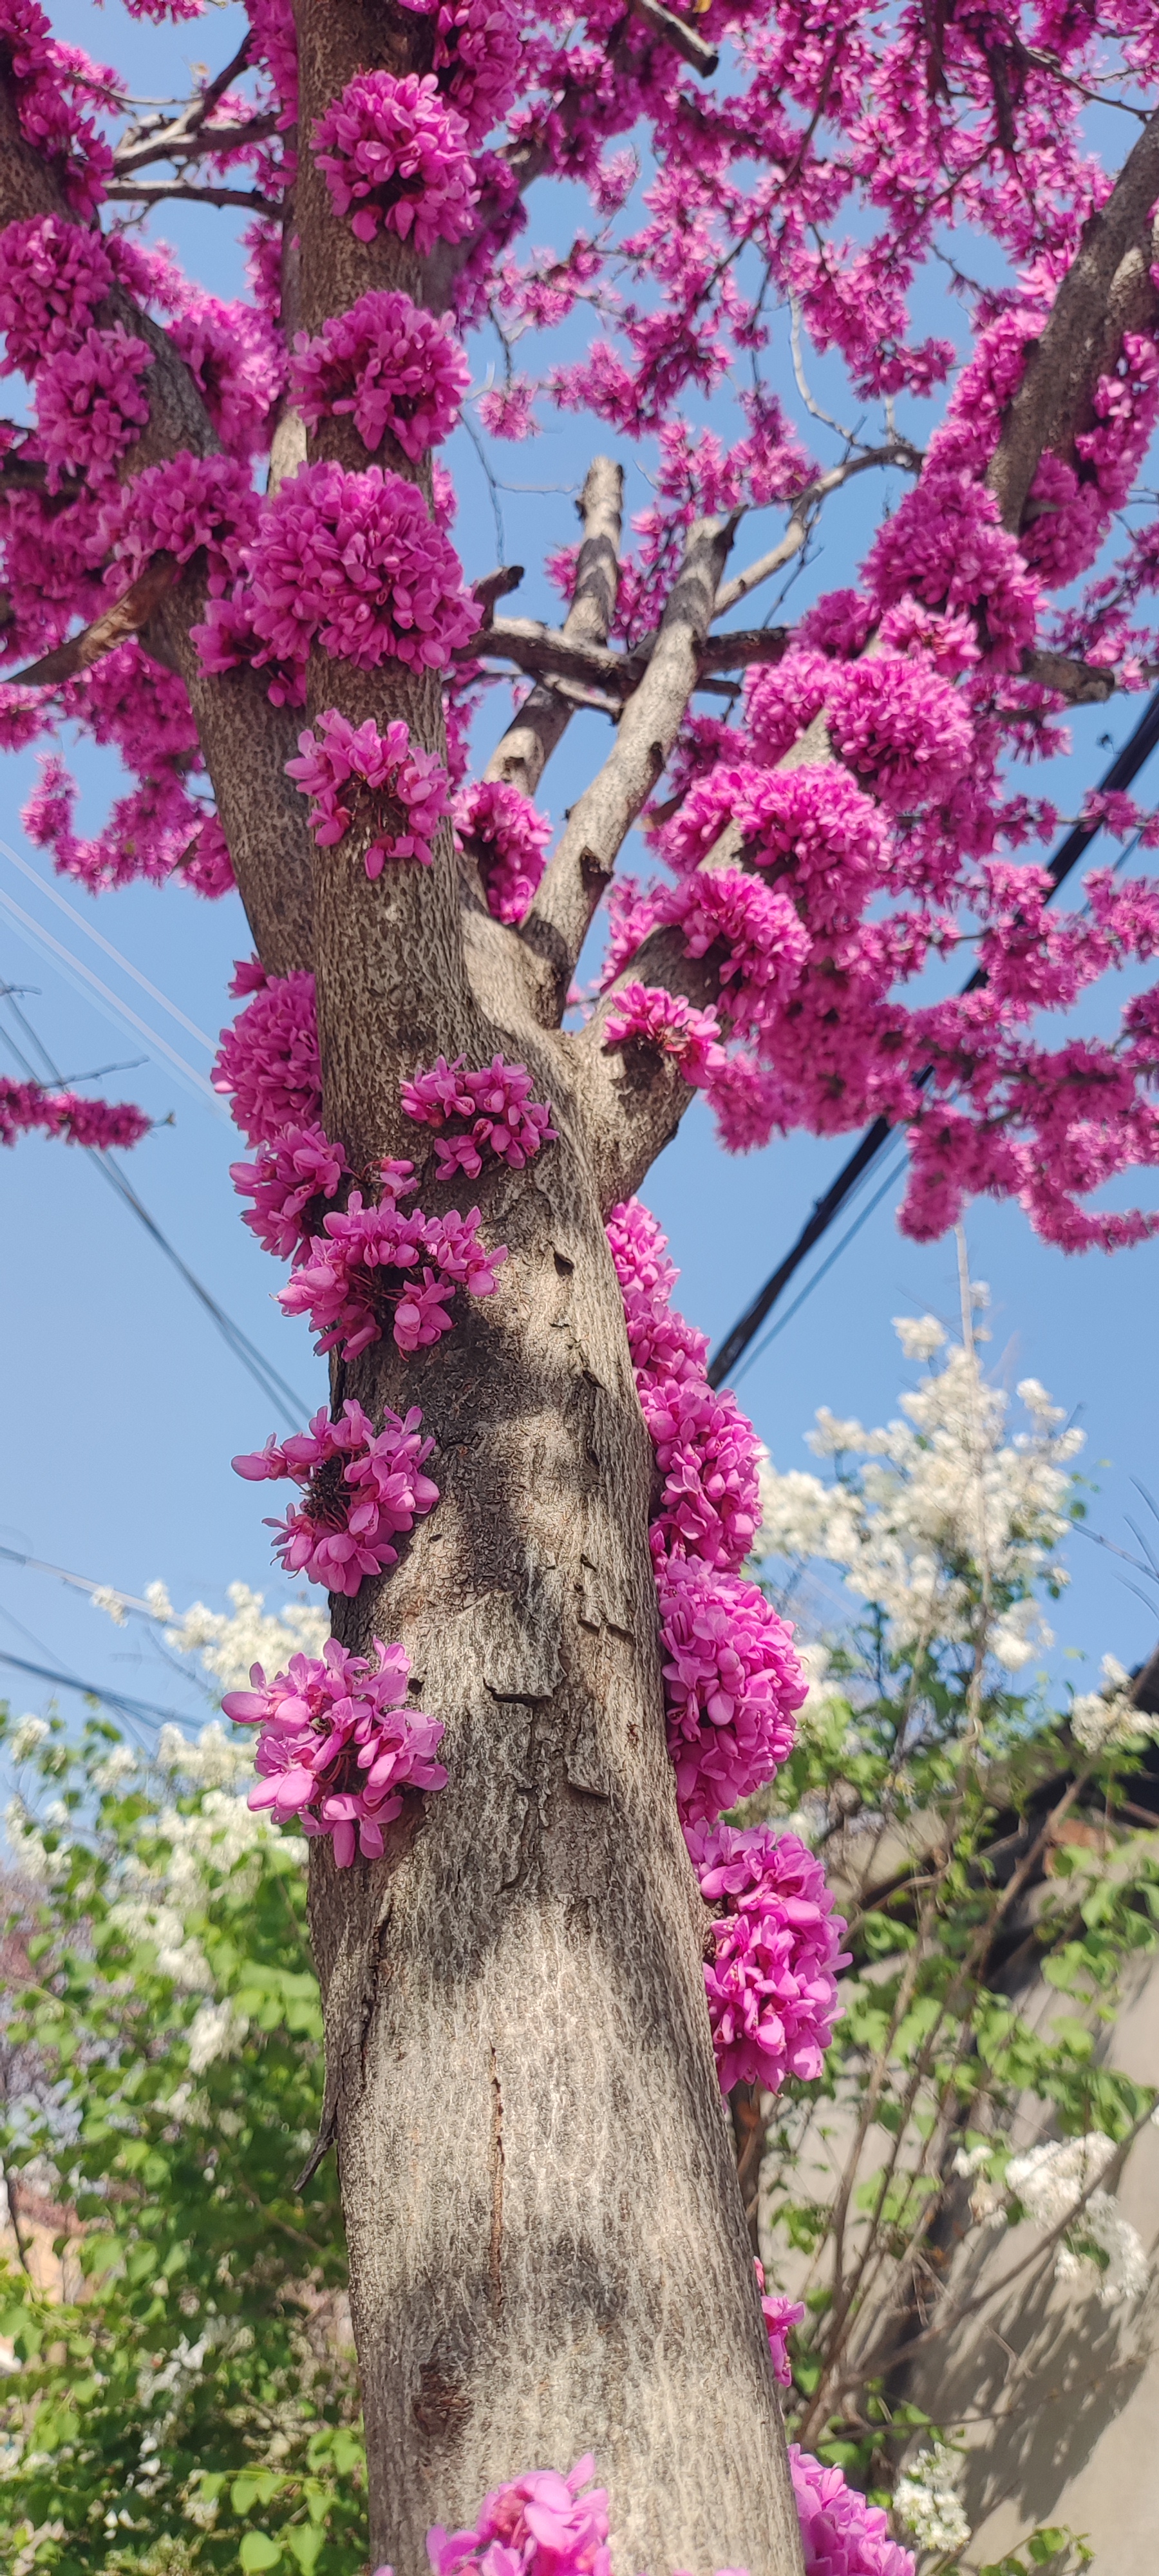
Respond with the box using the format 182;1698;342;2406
520;512;739;1022
8;555;179;688
473;565;527;621
113;30;255;171
113;116;279;177
628;0;719;77
712;443;924;621
987;108;1159;533
478;615;789;696
485;457;625;800
1020;646;1117;703
103;179;278;212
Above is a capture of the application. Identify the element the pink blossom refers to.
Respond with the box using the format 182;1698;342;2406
223;1634;446;1866
170;292;285;459
427;2456;610;2576
655;872;810;1039
291;291;469;461
233;1398;439;1594
312;70;478;252
0;214;112;374
753;2260;804;2388
230;1121;348;1261
247;461;482;674
744;650;833;766
101;451;259;583
399;0;520;146
790;2449;914;2576
654;1542;804;1824
603;983;727;1087
212;968;321;1146
455;779;552;924
287;709;450;876
688;1821;848;2092
864;467;1040;668
0;1074;148;1150
278;1164;506;1361
476;375;540;439
641;1378;762;1572
34;323;151;482
400;1054;556;1176
825;655;975;811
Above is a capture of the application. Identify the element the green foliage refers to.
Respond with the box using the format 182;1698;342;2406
0;1708;364;2575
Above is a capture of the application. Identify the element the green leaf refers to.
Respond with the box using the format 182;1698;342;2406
240;2533;283;2569
286;2528;325;2571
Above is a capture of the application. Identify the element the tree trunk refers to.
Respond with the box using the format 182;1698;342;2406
281;3;804;2559
306;1081;802;2572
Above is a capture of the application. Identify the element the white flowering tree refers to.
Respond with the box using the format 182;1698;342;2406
744;1264;1159;2571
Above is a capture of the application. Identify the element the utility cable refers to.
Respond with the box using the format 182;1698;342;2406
708;682;1159;1388
0;985;311;1425
0;879;219;1106
0;1647;188;1741
0;835;216;1053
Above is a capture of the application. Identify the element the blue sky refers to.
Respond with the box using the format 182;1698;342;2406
3;2;1158;1745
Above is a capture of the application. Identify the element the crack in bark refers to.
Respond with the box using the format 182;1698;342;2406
489;2045;505;2320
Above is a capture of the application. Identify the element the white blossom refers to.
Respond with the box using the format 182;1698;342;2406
1071;1655;1156;1754
892;1314;947;1362
93;1745;138;1793
90;1584;129;1627
895;2445;970;2553
161;1580;329;1698
1005;2133;1149;2307
109;1898;214;1994
156;1719;255;1790
757;1322;1082;1656
10;1714;48;1762
187;1999;249;2075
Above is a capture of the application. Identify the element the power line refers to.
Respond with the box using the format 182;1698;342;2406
0;835;216;1054
0;1541;161;1620
730;1151;910;1389
708;682;1159;1389
0;1646;188;1739
0;985;311;1426
0;879;219;1105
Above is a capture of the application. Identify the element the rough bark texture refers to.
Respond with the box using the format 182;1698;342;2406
986;108;1159;534
287;8;803;2570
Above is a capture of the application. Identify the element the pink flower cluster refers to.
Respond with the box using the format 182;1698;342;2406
34;322;151;483
291;289;469;460
223;1635;447;1867
212;967;321;1146
0;1;112;216
754;2260;804;2389
0;1075;149;1151
607;1196;806;1823
655;872;809;1041
278;1159;506;1359
454;781;552;925
400;1053;556;1177
400;0;521;145
603;984;727;1088
102;451;258;584
655;1546;805;1825
864;467;1040;668
426;2456;610;2576
287;709;450;877
233;1397;439;1595
790;2449;914;2576
687;1821;849;2094
230;1120;348;1261
312;69;477;251
368;2452;914;2576
0;214;112;375
247;462;482;675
